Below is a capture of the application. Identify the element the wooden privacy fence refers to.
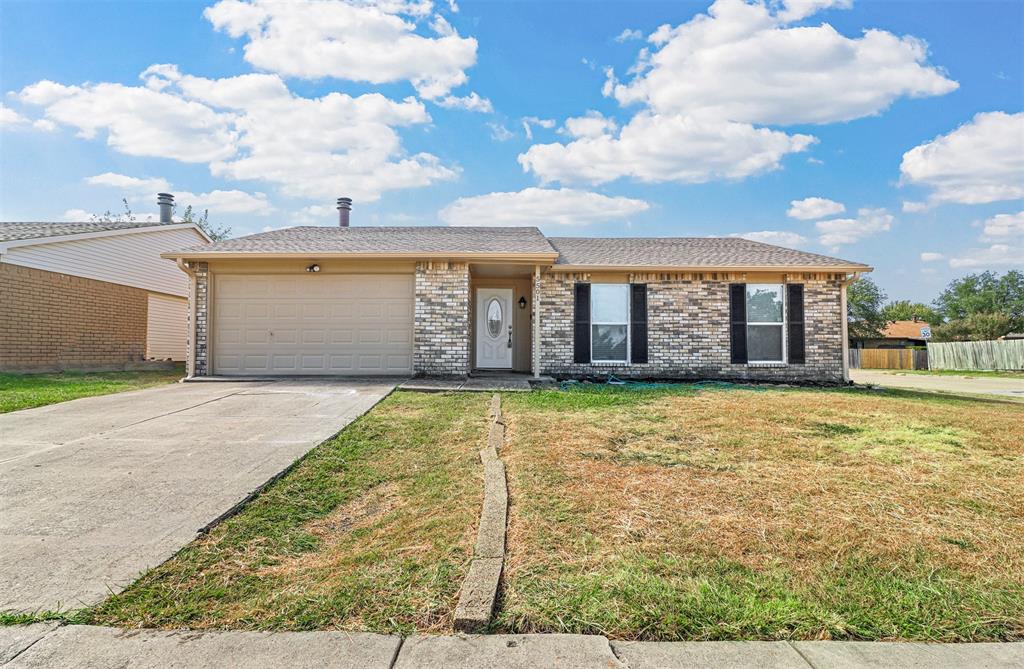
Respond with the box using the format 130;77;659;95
849;348;927;370
927;340;1024;371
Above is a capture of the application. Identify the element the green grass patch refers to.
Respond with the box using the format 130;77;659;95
80;391;489;634
0;367;184;413
496;552;1024;641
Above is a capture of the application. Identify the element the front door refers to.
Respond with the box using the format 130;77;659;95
476;288;513;369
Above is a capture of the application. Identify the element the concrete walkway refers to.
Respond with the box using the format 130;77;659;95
3;625;1022;668
850;369;1024;401
0;379;395;612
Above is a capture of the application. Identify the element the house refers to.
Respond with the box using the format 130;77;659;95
0;195;209;372
853;318;931;349
161;198;871;383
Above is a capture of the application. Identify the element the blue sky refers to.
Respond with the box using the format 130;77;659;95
1;0;1021;303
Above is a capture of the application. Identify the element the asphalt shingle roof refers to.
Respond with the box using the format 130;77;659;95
163;225;869;270
548;237;869;269
170;226;558;256
0;221;176;243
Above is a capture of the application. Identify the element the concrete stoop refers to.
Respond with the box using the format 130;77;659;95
452;394;509;632
3;625;1022;669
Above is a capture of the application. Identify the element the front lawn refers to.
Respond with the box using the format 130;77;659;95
72;384;1024;641
82;391;489;634
497;384;1024;641
0;366;185;413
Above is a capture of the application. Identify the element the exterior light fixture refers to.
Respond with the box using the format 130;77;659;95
306;264;320;273
518;296;527;309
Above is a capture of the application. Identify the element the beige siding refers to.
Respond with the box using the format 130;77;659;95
3;227;204;297
146;293;187;361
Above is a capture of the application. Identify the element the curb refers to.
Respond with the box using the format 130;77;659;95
453;393;508;632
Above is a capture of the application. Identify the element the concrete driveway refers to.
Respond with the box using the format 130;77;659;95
0;378;396;613
850;369;1024;401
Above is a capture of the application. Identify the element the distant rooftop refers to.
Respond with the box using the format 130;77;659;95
0;220;172;243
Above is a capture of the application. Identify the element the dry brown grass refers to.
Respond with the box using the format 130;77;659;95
498;386;1024;640
86;391;490;634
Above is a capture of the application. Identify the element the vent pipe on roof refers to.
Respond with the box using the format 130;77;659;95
337;197;352;227
157;193;174;223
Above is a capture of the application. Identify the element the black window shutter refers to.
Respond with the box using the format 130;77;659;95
729;283;747;364
630;284;648;364
787;283;806;364
573;282;591;363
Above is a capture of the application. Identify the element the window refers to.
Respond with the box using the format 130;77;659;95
591;284;629;362
746;284;785;363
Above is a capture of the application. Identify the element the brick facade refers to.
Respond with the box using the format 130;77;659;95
414;261;470;376
538;272;844;383
0;263;148;372
191;262;209;376
182;262;844;383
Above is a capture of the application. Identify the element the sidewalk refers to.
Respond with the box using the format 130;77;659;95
3;624;1022;668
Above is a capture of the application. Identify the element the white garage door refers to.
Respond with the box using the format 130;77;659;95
213;274;414;375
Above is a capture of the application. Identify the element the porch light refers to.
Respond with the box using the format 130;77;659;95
306;264;320;273
518;296;527;309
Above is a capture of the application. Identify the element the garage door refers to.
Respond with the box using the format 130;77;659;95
213;274;414;375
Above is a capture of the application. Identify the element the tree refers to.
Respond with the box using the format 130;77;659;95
177;204;231;242
935;271;1024;332
931;312;1014;342
846;277;887;340
880;300;943;327
90;198;136;223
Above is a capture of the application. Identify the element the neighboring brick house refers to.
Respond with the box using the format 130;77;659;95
162;215;871;384
1;203;208;372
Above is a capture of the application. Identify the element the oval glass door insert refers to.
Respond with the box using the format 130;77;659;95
486;298;503;338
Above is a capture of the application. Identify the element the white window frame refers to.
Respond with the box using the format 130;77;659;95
745;283;787;365
590;283;630;365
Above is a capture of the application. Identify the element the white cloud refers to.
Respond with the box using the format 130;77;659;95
615;28;644;42
520;0;949;187
900;112;1024;206
730;230;808;247
901;200;928;213
786;196;845;220
62;208;92;221
86;172;171;193
203;0;478;99
85;171;273;215
435;92;493;113
19;80;237;163
561;111;618;139
27;66;457;203
521;116;555;140
777;0;852;22
815;207;893;248
979;211;1024;242
611;0;956;125
949;244;1024;269
488;122;514;142
438;187;650;226
920;252;944;262
520;112;814;185
1;103;28;127
289;204;336;225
